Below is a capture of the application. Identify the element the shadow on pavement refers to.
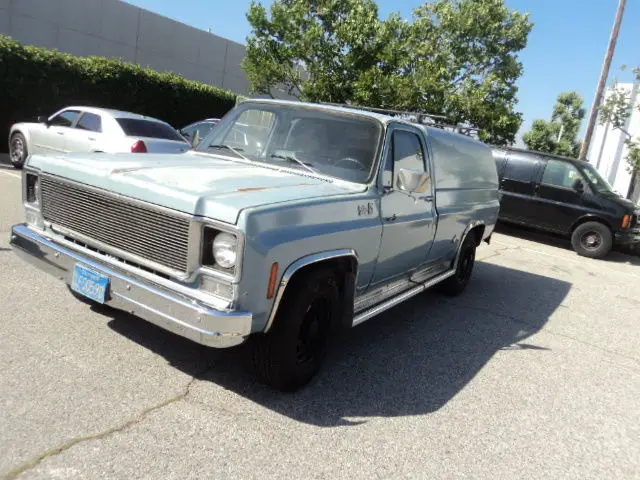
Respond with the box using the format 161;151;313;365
104;261;571;427
496;222;640;263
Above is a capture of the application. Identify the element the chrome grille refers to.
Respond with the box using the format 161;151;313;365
40;176;191;272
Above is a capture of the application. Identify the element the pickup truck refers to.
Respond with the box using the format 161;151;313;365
10;100;500;391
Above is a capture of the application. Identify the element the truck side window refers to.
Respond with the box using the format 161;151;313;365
503;156;535;183
393;131;426;173
541;160;582;189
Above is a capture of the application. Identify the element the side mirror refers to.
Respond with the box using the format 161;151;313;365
396;168;431;194
37;116;49;126
573;178;585;193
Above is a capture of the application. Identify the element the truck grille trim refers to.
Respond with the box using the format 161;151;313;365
40;175;191;273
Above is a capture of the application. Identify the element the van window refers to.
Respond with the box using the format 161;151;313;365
541;160;582;189
503;156;536;182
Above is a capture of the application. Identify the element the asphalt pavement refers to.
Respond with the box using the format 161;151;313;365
1;158;639;479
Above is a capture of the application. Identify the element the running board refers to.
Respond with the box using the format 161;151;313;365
352;269;456;327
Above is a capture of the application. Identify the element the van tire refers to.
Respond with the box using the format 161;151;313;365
252;267;340;392
571;222;612;259
439;234;476;296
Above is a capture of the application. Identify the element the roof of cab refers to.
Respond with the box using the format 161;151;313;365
245;98;486;145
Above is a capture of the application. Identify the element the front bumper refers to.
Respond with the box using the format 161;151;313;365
10;224;252;348
615;229;640;247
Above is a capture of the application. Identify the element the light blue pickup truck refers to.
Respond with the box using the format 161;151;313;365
11;100;499;391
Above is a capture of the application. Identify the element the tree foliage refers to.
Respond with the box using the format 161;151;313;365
522;91;585;158
243;0;532;145
598;67;640;175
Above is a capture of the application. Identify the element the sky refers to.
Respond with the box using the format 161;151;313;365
125;0;640;145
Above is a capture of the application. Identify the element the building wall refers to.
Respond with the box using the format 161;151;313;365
0;0;253;95
588;82;640;203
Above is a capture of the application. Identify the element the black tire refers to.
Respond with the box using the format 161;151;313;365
571;221;612;259
252;267;341;392
438;233;477;297
9;132;28;169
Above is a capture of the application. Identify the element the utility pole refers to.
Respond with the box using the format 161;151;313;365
578;0;626;160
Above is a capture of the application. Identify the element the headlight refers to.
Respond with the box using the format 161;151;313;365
212;232;237;269
26;173;39;204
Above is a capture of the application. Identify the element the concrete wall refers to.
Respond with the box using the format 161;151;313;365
0;0;252;95
588;82;640;203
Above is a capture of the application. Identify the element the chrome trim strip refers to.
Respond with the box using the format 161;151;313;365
263;249;358;333
352;269;456;327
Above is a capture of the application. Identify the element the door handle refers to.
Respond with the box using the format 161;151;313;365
384;214;397;222
88;137;96;141
418;195;433;202
56;131;64;135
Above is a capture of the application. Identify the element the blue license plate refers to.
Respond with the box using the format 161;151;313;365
71;264;110;303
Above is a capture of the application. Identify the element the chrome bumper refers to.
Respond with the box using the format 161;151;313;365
10;224;252;348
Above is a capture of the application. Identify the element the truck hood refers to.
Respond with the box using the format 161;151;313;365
27;152;363;224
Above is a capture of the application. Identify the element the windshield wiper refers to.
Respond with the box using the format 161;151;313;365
206;144;250;161
270;153;318;175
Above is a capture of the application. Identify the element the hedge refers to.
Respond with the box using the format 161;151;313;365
0;35;237;151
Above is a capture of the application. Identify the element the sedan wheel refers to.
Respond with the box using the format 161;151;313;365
9;133;28;169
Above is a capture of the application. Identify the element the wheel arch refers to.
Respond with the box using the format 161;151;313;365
264;249;359;333
570;215;614;235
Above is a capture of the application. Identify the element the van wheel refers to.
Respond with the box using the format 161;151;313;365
439;234;476;296
571;222;612;259
9;132;28;169
252;268;340;392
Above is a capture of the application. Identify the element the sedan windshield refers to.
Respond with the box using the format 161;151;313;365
195;103;383;183
580;163;616;194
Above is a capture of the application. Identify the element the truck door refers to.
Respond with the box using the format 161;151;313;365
499;152;542;226
532;159;589;233
371;126;436;285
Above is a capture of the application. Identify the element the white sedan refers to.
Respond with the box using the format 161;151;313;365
8;106;191;169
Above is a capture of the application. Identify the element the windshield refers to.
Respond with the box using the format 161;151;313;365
195;103;383;183
580;163;616;194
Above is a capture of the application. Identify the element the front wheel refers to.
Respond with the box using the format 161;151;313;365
571;222;612;259
438;234;477;296
9;132;28;169
252;267;341;392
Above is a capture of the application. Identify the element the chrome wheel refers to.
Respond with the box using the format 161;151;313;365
580;231;603;252
10;137;24;163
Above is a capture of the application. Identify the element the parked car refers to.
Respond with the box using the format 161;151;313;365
10;100;499;391
8;107;191;169
179;118;220;147
492;146;640;258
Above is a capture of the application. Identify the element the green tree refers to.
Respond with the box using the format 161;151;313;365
522;91;585;158
243;0;532;145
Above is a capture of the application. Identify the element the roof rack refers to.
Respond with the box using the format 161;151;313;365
320;102;480;138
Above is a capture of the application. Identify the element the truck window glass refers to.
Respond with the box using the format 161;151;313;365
503;156;535;182
541;160;582;189
393;131;425;172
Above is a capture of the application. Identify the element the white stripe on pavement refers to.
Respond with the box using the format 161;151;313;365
0;170;21;179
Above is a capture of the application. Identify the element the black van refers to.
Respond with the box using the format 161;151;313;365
492;146;640;258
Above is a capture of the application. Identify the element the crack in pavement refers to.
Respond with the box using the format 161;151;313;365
3;365;212;480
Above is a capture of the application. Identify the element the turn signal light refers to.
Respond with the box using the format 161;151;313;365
131;140;148;153
267;263;279;299
622;214;632;229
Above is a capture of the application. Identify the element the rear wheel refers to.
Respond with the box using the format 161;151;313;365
252;267;340;392
438;233;477;296
571;222;612;259
9;132;28;169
